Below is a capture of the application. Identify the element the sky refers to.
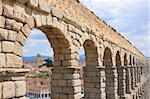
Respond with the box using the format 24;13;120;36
23;0;150;57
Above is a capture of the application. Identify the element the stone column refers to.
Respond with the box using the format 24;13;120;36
0;69;28;99
130;66;135;90
139;67;143;82
134;66;138;87
97;66;106;99
105;66;118;99
117;66;126;99
51;67;82;99
137;67;141;83
137;67;140;83
125;66;132;94
84;66;106;99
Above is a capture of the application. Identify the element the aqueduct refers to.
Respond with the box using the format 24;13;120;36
0;0;149;99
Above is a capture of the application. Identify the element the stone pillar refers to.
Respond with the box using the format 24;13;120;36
117;66;126;99
137;67;140;83
0;69;28;99
130;66;135;90
84;66;106;99
134;67;138;87
125;66;132;94
139;67;143;82
97;66;106;99
138;67;140;82
105;66;118;99
51;67;82;99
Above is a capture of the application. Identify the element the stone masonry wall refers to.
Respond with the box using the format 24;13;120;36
0;0;149;99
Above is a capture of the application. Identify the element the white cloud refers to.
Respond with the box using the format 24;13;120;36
80;0;149;57
23;48;31;55
23;29;53;57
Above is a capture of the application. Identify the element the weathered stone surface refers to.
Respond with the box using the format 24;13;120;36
39;0;51;13
34;15;42;27
0;42;2;53
0;83;2;99
0;16;5;28
41;15;46;25
3;5;14;18
5;18;23;31
14;41;23;56
11;76;25;81
6;54;22;68
52;17;61;28
8;30;17;41
0;1;149;99
15;81;26;97
0;28;8;40
0;53;5;67
2;41;15;52
26;17;35;29
16;31;26;45
5;18;15;29
46;14;52;26
18;96;27;99
21;24;31;37
52;7;63;19
2;81;15;98
0;3;3;15
16;0;29;4
27;0;38;8
14;3;25;22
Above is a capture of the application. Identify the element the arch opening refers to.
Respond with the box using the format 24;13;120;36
124;53;130;94
103;47;115;98
81;40;100;98
129;55;132;65
116;51;125;97
103;47;113;67
124;53;127;66
116;51;121;67
23;26;71;98
133;57;135;65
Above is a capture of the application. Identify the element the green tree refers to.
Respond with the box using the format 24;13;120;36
41;58;53;67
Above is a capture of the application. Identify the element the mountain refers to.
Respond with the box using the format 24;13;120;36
23;55;85;62
23;56;54;62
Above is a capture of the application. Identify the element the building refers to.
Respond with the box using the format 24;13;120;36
26;77;51;99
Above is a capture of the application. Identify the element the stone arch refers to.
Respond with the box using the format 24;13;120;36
103;47;113;67
20;24;72;67
83;40;98;66
133;56;135;66
116;51;126;98
37;26;72;67
129;54;135;90
21;24;77;98
19;15;80;98
82;39;101;98
116;51;121;67
124;53;128;66
103;47;117;98
0;0;149;99
129;54;132;66
124;53;131;94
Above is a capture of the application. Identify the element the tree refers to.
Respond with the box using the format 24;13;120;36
41;58;53;67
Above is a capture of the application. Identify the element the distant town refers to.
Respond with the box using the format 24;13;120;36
23;54;85;99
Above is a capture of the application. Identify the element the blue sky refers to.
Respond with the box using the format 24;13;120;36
23;0;150;57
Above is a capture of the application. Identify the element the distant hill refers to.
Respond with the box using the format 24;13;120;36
23;55;85;62
23;56;54;62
